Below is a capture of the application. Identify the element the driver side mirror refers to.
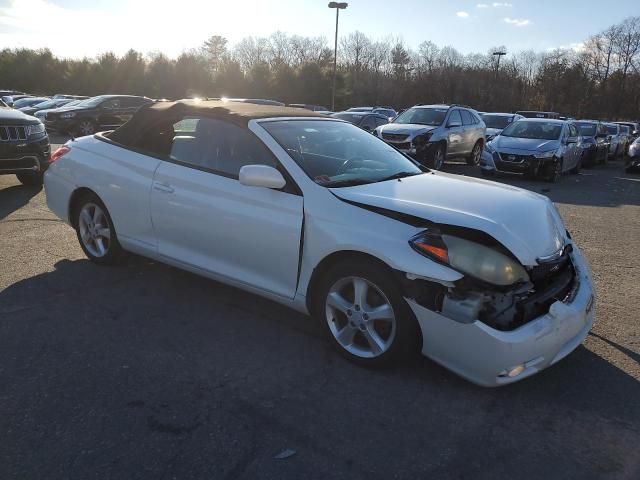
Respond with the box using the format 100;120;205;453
447;119;462;128
239;165;286;189
566;137;578;144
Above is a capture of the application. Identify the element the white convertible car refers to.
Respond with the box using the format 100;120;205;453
44;100;595;386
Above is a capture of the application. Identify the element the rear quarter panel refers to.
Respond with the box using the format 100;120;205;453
49;136;161;252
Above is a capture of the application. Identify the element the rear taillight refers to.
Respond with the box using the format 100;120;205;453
49;145;70;163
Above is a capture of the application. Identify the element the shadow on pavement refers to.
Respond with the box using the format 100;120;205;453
0;182;42;220
1;257;639;479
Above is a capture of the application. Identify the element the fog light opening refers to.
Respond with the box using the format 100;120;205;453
499;364;526;378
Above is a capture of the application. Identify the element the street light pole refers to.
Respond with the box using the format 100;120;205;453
329;2;348;111
492;50;507;75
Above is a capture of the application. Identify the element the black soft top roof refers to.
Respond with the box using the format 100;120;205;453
109;99;325;145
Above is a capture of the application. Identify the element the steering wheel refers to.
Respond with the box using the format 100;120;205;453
337;156;366;175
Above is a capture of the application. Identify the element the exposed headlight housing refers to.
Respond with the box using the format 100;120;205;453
534;150;556;159
59;112;76;119
28;122;46;137
412;131;433;147
410;231;530;286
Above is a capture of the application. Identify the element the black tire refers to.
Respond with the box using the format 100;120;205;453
429;143;446;170
312;259;420;368
16;172;43;186
543;158;562;183
73;192;124;265
75;119;96;137
466;140;483;166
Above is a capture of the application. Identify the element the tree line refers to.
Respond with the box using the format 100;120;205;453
1;15;639;119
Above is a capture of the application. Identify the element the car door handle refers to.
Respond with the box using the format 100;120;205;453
153;182;174;194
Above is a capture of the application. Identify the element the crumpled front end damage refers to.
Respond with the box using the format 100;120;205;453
402;243;595;387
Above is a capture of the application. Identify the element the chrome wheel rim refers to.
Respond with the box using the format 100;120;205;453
78;121;94;135
325;276;396;358
433;148;444;170
78;203;111;257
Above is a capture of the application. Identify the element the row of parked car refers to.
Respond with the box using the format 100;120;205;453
1;89;639;187
330;103;639;181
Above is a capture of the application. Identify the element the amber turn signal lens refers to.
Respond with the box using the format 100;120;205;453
414;242;449;263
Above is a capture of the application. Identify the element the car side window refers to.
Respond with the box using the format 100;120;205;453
164;117;277;179
361;116;377;131
120;97;147;108
374;116;388;127
102;99;121;109
569;124;578;138
460;110;474;125
448;110;462;127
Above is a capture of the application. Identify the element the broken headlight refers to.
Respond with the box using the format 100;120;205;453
409;231;529;286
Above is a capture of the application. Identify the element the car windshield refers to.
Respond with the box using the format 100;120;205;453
605;125;618;134
30;99;68;109
393;107;446;126
14;97;47;108
331;113;364;125
482;114;513;129
262;120;424;188
500;121;562;140
576;123;597;136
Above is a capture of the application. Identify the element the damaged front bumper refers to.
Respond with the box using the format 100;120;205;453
406;245;595;387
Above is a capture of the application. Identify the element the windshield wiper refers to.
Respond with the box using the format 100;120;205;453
324;179;374;188
378;171;423;182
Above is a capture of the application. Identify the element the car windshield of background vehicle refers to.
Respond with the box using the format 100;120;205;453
393;108;446;126
606;125;618;134
576;123;597;136
482;115;512;129
332;113;365;125
262;120;423;188
500;121;562;140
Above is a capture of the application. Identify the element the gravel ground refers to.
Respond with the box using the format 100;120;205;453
1;145;639;479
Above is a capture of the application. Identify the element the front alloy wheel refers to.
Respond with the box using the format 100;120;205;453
430;144;445;170
316;260;419;367
544;159;562;183
325;276;397;359
467;141;482;166
77;120;96;136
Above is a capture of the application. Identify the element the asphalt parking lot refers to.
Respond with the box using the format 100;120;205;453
1;138;639;479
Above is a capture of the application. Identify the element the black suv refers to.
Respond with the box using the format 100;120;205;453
374;104;486;169
0;106;50;186
44;95;153;136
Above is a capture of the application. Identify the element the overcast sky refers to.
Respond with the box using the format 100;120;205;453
0;0;637;59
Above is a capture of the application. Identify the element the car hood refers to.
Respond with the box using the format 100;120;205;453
492;136;559;152
379;123;437;136
0;108;39;124
332;173;566;266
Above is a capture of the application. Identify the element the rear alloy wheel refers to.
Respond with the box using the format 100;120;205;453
75;194;123;265
466;141;483;166
316;261;419;367
430;144;445;170
16;172;43;186
76;119;96;136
